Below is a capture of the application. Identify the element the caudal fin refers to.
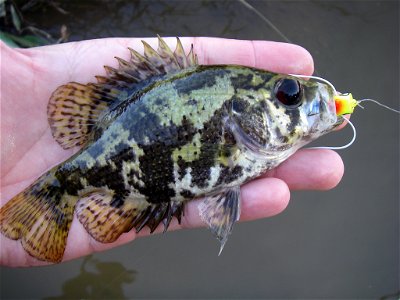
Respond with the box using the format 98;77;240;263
0;172;77;263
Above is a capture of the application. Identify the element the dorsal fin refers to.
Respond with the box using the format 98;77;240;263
48;36;198;149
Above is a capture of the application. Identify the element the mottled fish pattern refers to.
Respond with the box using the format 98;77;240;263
0;37;341;262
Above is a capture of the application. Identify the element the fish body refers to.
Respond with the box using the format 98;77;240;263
0;37;341;262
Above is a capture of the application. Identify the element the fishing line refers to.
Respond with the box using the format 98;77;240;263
289;74;337;95
308;115;357;150
238;0;292;44
358;99;400;114
237;0;325;75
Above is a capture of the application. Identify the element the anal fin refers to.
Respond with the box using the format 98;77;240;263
199;187;241;255
76;190;186;242
76;190;146;243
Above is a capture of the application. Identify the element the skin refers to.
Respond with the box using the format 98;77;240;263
0;37;344;267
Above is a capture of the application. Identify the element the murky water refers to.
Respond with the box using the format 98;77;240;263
1;1;399;298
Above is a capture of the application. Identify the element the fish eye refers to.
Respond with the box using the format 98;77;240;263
274;79;303;107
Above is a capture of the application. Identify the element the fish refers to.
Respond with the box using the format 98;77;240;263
0;37;344;263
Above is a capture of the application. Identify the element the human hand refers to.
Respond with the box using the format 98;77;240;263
0;37;344;267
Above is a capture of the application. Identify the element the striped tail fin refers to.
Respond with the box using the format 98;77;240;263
0;171;77;263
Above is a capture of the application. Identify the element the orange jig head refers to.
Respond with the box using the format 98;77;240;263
334;93;358;116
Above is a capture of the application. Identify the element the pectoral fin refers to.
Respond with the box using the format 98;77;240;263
199;186;241;255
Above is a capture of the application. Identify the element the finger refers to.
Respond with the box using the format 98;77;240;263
264;149;344;190
239;177;290;221
26;37;314;87
188;38;314;75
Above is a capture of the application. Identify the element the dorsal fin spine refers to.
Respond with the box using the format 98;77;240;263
157;35;180;69
142;40;164;65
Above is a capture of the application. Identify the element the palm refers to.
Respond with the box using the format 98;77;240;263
1;49;74;198
0;37;344;266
